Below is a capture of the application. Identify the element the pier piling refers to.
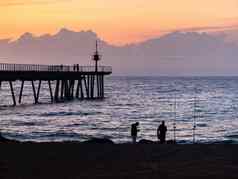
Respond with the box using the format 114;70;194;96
9;81;16;106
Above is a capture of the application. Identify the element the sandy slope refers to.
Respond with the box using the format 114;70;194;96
0;142;237;179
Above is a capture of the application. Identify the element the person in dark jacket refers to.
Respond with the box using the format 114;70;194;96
131;122;140;144
157;121;167;144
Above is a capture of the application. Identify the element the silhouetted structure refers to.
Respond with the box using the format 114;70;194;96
193;90;199;144
131;122;140;144
92;41;101;73
0;43;111;106
0;64;111;106
157;121;167;144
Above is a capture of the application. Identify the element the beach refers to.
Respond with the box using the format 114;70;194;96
0;141;237;179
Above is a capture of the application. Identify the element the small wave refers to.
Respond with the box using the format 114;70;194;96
65;123;83;127
196;123;208;127
40;111;101;117
20;122;37;126
43;131;82;138
211;140;237;144
10;121;39;127
2;131;94;142
176;140;192;144
225;134;238;139
123;103;139;107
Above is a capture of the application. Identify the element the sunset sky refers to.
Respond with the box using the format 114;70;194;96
1;0;238;45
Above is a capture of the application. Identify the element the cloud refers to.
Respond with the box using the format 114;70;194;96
157;23;238;35
139;24;238;41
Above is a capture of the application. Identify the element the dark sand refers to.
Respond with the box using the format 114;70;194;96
0;142;237;179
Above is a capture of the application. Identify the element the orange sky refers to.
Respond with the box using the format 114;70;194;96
1;0;238;45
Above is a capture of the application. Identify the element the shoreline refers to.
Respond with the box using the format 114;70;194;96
1;135;237;145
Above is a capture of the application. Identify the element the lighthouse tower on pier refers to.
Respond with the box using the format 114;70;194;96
92;41;101;72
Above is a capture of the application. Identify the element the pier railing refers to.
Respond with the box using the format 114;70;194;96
0;63;112;73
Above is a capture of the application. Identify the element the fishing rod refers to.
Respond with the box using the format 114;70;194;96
173;92;177;143
193;89;198;144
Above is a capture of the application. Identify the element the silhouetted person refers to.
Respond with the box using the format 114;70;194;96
157;121;167;144
131;122;140;144
76;64;79;71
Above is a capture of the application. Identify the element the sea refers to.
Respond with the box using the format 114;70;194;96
1;76;238;144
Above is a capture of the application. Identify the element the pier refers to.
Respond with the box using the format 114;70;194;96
0;41;112;106
0;63;112;106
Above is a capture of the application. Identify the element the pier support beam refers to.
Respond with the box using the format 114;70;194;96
98;75;102;98
60;80;65;100
54;80;60;102
90;75;94;99
64;80;70;100
80;79;84;99
72;80;75;98
48;80;53;103
76;80;80;99
83;76;89;99
36;80;42;102
69;80;75;99
97;75;100;98
75;78;84;100
76;77;84;100
97;75;104;98
9;81;16;106
87;75;90;98
31;80;38;104
102;75;104;98
19;80;24;104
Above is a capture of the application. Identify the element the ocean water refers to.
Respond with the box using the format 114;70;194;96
1;76;238;144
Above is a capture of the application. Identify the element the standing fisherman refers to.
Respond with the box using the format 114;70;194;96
157;121;167;144
131;122;140;144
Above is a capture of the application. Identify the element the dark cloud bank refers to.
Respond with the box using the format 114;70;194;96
1;28;238;76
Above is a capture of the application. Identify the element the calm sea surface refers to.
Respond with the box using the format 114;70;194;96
1;76;238;144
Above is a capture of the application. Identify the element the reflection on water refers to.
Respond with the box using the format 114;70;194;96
1;76;238;143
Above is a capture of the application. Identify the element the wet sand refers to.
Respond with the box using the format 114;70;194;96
0;142;237;179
